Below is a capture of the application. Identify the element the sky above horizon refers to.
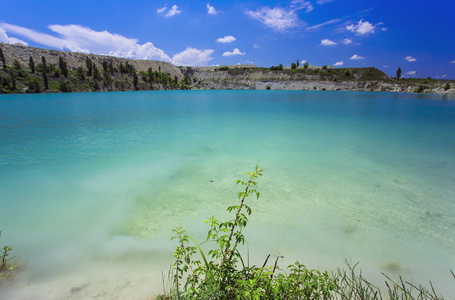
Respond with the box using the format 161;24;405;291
1;0;454;79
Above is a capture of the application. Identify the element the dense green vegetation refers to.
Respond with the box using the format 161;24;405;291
160;166;454;300
0;46;189;94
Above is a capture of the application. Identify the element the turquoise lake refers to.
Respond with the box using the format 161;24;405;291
1;90;455;298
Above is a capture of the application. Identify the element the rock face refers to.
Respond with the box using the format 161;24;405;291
0;43;183;81
182;66;391;91
182;66;455;94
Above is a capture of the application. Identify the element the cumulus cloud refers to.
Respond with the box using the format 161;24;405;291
1;22;67;49
245;0;313;32
0;27;28;45
157;5;181;17
405;56;417;62
245;7;299;31
166;5;181;17
216;35;236;43
321;39;336;46
407;71;417;76
207;3;218;15
1;22;217;66
342;38;352;45
334;61;344;66
350;54;365;60
172;47;214;66
222;48;245;56
346;19;384;36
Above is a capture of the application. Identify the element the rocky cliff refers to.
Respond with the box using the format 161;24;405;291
182;66;455;94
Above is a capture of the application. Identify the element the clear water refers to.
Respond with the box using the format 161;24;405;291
1;90;455;298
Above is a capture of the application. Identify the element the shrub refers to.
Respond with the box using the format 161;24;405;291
160;166;455;300
0;232;20;283
58;79;72;92
271;64;283;71
13;59;21;71
162;166;337;299
443;83;451;91
415;83;427;93
26;76;41;93
76;66;85;80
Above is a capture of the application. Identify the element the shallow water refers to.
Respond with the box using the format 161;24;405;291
1;90;455;298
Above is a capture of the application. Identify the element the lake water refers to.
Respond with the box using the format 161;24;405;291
1;90;455;299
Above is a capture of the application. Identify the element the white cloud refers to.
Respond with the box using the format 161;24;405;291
207;3;218;15
253;44;260;48
450;60;455;64
290;0;314;12
0;22;217;67
306;19;341;31
1;22;67;49
334;61;344;66
300;59;307;64
405;56;417;62
346;19;384;36
383;65;389;68
216;35;236;43
222;48;245;56
350;54;365;60
321;39;337;46
245;7;299;31
406;71;417;76
157;5;181;17
317;0;334;4
157;6;167;13
172;47;214;66
0;22;174;61
441;75;447;78
245;1;313;32
165;5;181;17
342;38;352;45
109;42;172;62
0;27;28;45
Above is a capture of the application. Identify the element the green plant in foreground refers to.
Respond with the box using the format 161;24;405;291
159;166;455;300
0;231;20;283
162;166;337;299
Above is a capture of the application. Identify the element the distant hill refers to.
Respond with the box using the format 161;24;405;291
1;43;454;94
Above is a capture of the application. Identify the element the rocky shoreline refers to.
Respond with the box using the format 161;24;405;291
1;42;454;94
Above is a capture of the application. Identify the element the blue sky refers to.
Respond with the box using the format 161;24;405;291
1;0;454;79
